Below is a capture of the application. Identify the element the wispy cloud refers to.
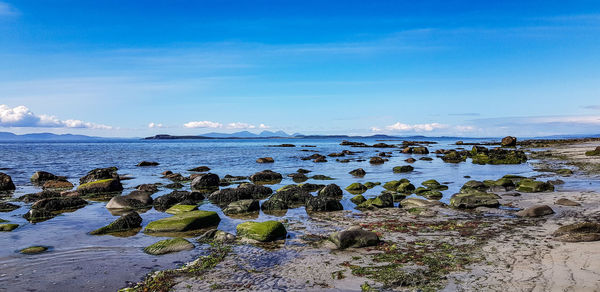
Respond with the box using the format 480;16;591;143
448;113;481;117
0;104;112;129
582;105;600;110
0;1;18;16
183;120;271;130
384;122;448;132
183;121;223;129
148;122;164;128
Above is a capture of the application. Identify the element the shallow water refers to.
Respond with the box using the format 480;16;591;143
0;138;592;291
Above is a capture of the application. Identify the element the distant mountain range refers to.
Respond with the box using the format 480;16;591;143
0;132;107;141
201;130;294;138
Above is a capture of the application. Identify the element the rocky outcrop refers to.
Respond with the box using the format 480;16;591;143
30;171;65;185
349;168;366;177
449;190;500;209
516;179;554;193
256;157;274;163
0;202;19;212
393;165;414;173
318;184;343;199
356;192;393;209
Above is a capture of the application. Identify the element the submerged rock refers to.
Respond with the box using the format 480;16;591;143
329;226;379;249
0;202;20;212
236;220;287;242
369;157;385;164
136;161;159;167
90;212;143;235
20;246;48;254
516;205;554;217
553;222;600;242
0;172;16;192
188;166;211;172
144;210;220;233
31;197;87;212
393;165;414;173
0;223;18;231
288;173;308;183
153;191;205;211
19;190;61;203
144;238;194;255
23;209;55;223
256;157;275;163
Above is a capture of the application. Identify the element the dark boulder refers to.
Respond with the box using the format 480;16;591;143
262;187;311;210
19;190;61;203
0;202;19;212
31;171;64;184
349;168;366;177
208;183;272;207
223;199;260;215
136;161;159;167
106;191;153;209
153;191;205;211
79;167;119;184
369;157;385;164
188;166;210;172
191;173;220;190
329;226;379;249
501;136;517;147
393;165;414;173
90;212;142;235
256;157;275;163
0;172;15;192
516;205;554;217
250;170;283;184
31;197;87;212
305;196;343;212
318;184;343;199
78;178;123;195
136;184;159;193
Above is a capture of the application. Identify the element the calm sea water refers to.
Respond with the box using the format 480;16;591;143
0;137;591;291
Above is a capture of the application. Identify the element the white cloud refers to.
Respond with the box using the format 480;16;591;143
259;123;270;129
183;121;223;128
528;116;600;125
148;122;164;128
0;105;112;129
384;122;447;132
370;127;382;132
227;122;256;129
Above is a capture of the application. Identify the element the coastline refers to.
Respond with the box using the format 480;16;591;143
122;140;600;291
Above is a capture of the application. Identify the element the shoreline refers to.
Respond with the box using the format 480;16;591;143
122;140;600;291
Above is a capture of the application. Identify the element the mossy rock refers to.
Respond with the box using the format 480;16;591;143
236;220;287;242
400;198;444;208
449;191;500;209
420;190;443;200
311;175;334;180
144;237;194;255
516;179;554;193
421;179;441;188
0;223;18;231
165;204;198;215
90;212;142;235
363;182;380;189
20;246;48;254
144;210;220;234
396;182;415;194
77;178;123;195
357;193;393;209
346;183;367;193
555;169;574;176
350;194;366;205
383;179;409;191
393;165;414;173
553;222;600;242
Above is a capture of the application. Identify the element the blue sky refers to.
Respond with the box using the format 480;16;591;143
0;0;599;137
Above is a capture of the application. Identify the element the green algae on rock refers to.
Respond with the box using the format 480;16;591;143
449;190;500;209
165;204;198;215
144;210;220;234
236;220;287;242
0;223;19;231
516;179;554;193
77;178;123;195
90;212;143;235
144;237;194;255
20;246;48;254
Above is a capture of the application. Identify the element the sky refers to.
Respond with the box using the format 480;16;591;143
0;0;599;137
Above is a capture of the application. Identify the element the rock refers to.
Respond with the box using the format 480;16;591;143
585;146;600;156
305;196;343;212
30;171;63;184
144;210;220;233
553;222;600;242
298;183;325;192
262;186;311;211
78;178;123;195
0;202;20;212
364;182;380;189
209;184;272;207
441;150;467;163
357;193;393;209
90;212;143;235
329;226;379;249
393;165;414;173
318;184;343;199
349;168;366;177
191;173;220;191
383;179;410;191
188;166;210;172
0;223;19;231
311;175;334;180
297;168;311;174
23;209;55;223
236;221;287;242
369;157;385;164
164;173;188;182
165;204;198;215
288;173;308;183
223;199;259;215
314;156;327;163
79;167;119;184
400;198;444;208
20;246;48;254
346;183;367;193
555;169;574;176
350;194;366;204
199;229;236;243
484;178;515;192
0;172;16;192
106;191;153;210
516;179;554;193
471;148;527;165
256;157;275;163
501;136;517;147
154;191;205;211
19;190;61;203
396;182;415;194
419;157;434;161
137;161;159;167
420;190;443;200
405;158;416;163
144;238;194;255
31;197;87;212
162;170;173;176
555;198;581;206
328;152;345;157
42;180;74;190
516;205;554;217
449;191;500;209
412;146;430;154
165;182;184;189
250;170;283;184
460;180;488;192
